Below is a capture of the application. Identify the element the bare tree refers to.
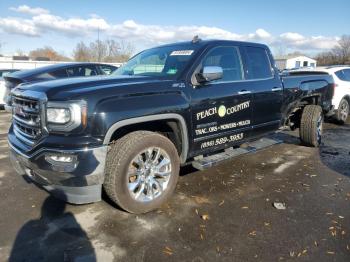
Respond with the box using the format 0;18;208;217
315;51;338;66
15;49;26;56
89;40;107;62
315;35;350;66
73;42;91;62
332;35;350;64
29;46;70;61
114;40;135;62
73;39;134;63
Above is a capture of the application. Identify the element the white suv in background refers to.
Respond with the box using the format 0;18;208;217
296;66;350;124
324;66;350;124
0;69;19;110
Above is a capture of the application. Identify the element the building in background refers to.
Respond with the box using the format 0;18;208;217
275;55;317;70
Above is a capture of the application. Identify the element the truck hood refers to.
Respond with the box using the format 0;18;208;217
14;75;174;100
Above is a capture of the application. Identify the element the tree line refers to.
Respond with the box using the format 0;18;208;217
315;35;350;65
16;39;135;63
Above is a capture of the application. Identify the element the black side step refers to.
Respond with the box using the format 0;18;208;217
192;138;282;170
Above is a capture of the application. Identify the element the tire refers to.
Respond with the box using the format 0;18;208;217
335;98;349;125
299;105;323;147
104;131;180;214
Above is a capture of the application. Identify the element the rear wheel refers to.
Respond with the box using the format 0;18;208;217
335;98;349;124
104;131;180;214
299;105;323;147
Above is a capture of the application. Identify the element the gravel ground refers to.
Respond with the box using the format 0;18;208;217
0;112;349;262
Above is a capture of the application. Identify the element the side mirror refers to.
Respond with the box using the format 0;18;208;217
197;66;223;83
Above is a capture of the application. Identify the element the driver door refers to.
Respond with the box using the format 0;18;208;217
189;45;253;154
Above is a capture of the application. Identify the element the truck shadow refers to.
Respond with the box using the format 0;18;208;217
318;120;350;177
178;121;350;180
274;121;350;178
9;191;97;262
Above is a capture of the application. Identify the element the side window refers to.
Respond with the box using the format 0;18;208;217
35;69;67;80
134;54;166;74
50;69;68;78
99;65;116;75
245;46;273;79
202;46;243;82
84;66;98;76
295;61;301;68
67;66;98;77
343;69;350;81
335;70;347;81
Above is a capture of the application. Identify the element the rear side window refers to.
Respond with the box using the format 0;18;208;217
67;66;98;77
35;69;68;80
335;69;350;81
99;65;117;75
245;46;273;79
201;46;243;82
51;69;68;78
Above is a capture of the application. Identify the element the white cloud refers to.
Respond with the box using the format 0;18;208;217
32;14;110;37
280;32;305;41
278;32;338;50
0;5;340;52
9;5;49;16
0;18;39;37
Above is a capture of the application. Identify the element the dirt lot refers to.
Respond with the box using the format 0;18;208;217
0;112;349;262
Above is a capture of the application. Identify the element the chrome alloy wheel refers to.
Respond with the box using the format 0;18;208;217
127;147;172;202
339;100;349;122
316;114;323;145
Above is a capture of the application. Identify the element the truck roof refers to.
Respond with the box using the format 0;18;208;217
155;39;269;50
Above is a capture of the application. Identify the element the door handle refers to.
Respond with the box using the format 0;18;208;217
238;90;252;95
271;87;282;92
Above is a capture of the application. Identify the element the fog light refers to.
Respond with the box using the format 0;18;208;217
49;155;73;163
45;154;78;172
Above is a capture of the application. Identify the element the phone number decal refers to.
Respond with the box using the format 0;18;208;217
200;133;244;149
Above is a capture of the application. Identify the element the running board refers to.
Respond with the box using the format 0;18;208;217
192;138;282;170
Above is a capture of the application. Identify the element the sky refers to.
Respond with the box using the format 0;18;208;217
0;0;349;57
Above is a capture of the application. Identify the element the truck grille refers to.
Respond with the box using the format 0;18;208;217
12;95;42;145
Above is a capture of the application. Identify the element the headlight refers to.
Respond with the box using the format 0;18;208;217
47;108;71;124
46;101;87;132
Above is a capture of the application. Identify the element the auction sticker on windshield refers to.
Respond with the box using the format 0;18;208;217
170;50;194;56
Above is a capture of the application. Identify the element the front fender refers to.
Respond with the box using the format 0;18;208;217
91;93;191;162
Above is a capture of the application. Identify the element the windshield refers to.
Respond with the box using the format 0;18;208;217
113;45;198;78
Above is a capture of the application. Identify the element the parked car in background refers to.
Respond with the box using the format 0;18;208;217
0;69;19;77
100;64;119;75
0;69;19;109
290;66;350;124
3;63;119;111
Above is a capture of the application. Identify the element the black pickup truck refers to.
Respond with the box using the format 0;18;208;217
8;39;334;213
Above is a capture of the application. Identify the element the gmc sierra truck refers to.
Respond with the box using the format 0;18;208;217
8;39;334;213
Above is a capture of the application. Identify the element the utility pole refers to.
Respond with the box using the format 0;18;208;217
0;41;5;55
97;27;101;62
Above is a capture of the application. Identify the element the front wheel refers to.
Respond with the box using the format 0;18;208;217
299;105;323;147
104;131;180;214
335;98;349;124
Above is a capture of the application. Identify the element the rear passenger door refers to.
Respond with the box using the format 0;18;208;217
242;46;283;138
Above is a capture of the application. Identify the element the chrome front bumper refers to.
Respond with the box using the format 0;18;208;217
9;141;108;204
